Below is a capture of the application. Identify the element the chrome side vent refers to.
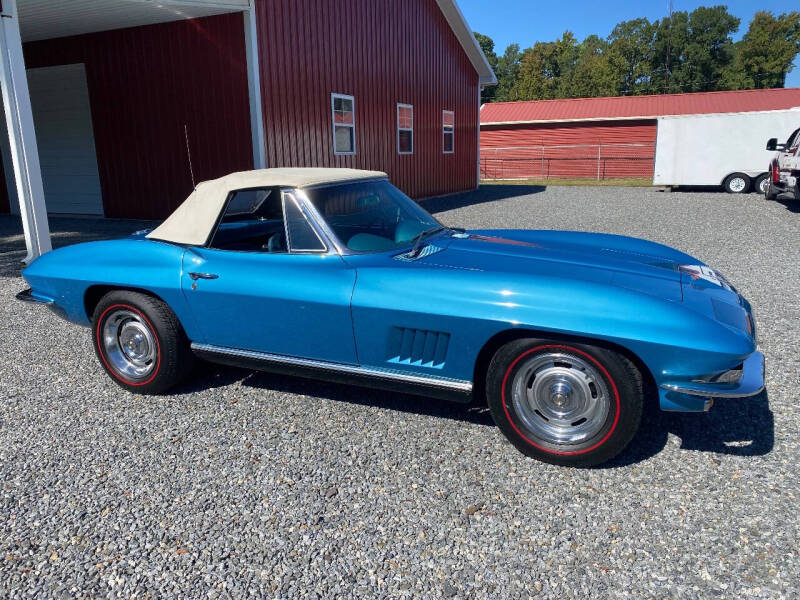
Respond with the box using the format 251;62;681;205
387;327;450;369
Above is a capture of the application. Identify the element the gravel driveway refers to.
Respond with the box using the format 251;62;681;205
1;186;798;599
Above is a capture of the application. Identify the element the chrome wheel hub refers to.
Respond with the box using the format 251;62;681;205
511;352;610;445
102;309;157;380
729;177;746;192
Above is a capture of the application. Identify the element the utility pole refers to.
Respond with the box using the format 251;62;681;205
664;0;673;93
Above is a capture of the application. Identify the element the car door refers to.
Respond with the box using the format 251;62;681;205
181;188;358;364
780;127;800;171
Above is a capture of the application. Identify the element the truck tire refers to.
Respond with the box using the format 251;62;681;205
765;184;779;200
723;173;750;194
795;183;800;202
753;173;770;195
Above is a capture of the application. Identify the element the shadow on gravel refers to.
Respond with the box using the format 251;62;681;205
176;364;496;427
603;389;774;468
658;185;724;194
774;196;800;213
420;184;545;214
179;364;774;466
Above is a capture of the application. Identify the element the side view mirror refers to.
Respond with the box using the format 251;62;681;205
766;138;787;151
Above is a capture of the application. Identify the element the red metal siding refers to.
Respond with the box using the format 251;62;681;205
255;0;479;199
480;120;657;179
23;13;253;219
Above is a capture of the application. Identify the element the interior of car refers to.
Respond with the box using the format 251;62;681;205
209;188;287;253
305;181;437;252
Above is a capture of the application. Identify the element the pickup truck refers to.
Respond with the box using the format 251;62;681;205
765;126;800;201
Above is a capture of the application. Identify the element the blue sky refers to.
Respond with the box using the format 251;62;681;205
459;0;800;88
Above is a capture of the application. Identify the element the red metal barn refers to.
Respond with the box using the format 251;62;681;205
0;0;495;224
479;89;800;180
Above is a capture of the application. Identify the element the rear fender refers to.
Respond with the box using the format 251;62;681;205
21;239;202;339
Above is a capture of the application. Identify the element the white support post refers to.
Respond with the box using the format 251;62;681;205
243;0;266;169
476;86;482;189
0;0;51;263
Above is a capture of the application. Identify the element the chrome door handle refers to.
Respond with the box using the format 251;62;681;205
188;272;219;280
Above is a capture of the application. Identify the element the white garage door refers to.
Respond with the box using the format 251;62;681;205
4;63;103;215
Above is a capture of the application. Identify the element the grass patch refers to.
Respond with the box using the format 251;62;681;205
481;177;654;187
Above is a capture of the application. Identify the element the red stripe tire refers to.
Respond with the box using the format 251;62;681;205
486;338;643;467
92;290;193;394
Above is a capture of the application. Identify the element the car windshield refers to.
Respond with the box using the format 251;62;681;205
304;180;443;252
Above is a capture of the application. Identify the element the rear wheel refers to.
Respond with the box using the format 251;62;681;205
486;339;643;467
92;290;193;394
723;173;750;194
753;173;770;195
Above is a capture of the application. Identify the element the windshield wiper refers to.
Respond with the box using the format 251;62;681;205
409;226;445;258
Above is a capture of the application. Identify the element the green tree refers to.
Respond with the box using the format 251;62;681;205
652;6;740;93
566;35;620;98
494;43;523;101
608;18;657;95
722;11;800;89
512;41;559;100
553;31;581;96
681;6;739;92
473;6;800;101
474;32;499;103
511;32;580;100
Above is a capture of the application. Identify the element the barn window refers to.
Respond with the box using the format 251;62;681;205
331;93;355;155
442;110;454;154
397;103;413;154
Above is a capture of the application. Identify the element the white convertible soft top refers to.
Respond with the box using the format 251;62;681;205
147;167;386;246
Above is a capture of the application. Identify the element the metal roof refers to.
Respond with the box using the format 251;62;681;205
436;0;497;85
480;88;800;125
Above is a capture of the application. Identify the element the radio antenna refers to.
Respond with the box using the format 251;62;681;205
184;123;196;189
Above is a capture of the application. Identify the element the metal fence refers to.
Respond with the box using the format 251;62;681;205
479;143;656;180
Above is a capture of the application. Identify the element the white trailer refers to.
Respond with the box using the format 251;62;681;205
653;108;800;193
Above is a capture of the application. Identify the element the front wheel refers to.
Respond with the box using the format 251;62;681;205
753;173;770;196
486;339;643;467
92;290;193;394
765;183;779;201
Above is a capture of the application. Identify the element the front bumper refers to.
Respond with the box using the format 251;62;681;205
16;287;71;321
659;351;765;407
16;287;53;305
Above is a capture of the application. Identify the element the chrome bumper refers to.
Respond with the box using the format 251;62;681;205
660;351;765;399
15;288;53;305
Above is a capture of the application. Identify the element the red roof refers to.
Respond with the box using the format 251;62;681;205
480;88;800;124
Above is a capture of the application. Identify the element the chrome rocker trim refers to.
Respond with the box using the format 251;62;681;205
191;343;473;401
15;288;54;305
659;351;765;398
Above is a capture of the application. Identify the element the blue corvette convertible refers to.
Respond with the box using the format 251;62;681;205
17;168;764;466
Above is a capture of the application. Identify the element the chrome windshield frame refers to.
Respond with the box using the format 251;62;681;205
292;178;446;256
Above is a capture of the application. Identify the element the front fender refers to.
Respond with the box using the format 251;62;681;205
350;262;754;410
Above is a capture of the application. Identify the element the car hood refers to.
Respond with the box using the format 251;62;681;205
423;229;696;287
416;229;753;334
